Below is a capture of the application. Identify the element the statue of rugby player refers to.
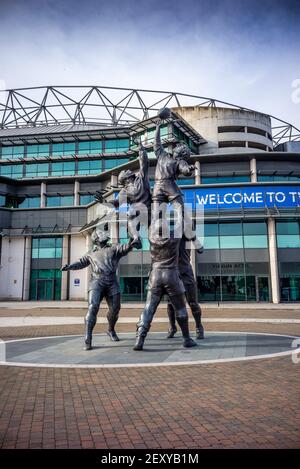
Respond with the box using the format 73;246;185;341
95;139;151;247
166;235;205;340
61;227;138;350
133;217;203;351
152;107;194;212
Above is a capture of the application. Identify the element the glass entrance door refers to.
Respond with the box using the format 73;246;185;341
36;279;55;301
256;277;270;302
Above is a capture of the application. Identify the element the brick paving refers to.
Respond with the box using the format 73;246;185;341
0;309;299;449
0;356;299;449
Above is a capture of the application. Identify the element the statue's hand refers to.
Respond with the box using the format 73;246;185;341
189;164;195;172
94;191;104;203
193;238;204;254
130;237;142;249
61;264;70;271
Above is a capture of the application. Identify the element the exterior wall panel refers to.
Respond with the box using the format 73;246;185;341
0;237;25;299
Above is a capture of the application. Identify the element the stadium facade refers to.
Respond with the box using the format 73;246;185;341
0;86;300;303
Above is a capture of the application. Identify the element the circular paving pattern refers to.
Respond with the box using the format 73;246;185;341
0;332;297;368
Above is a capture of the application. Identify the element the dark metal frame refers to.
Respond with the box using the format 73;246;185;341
0;85;299;146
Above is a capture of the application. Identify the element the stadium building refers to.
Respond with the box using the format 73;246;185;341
0;86;300;303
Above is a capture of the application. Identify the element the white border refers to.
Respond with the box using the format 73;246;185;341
0;331;298;369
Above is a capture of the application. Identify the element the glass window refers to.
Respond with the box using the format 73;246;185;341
89;160;102;174
12;165;23;178
37;144;50;157
0;164;23;179
79;194;94;205
51;161;75;176
31;237;62;259
18;197;41;208
204;236;219;249
1;145;25;159
0;165;11;176
51;162;63;175
66;162;75;174
244;235;268;248
160;125;168;138
243;221;267;235
197;276;221;302
1;146;13;159
0;195;6;206
27;144;50;158
46;195;74;207
89;141;102;154
258;175;300;182
27;145;38;156
202;175;250;184
220;236;243;249
221;276;246;301
78;140;102;155
204;223;218;237
177;178;195;186
104;139;129;153
104;158;128;170
52;142;76;157
25;163;49;178
147;128;155;142
219;222;242;236
52;143;64;156
276;221;299;235
77;159;102;175
63;143;76;156
277;235;300;248
78;141;90;154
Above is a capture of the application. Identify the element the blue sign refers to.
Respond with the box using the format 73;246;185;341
183;185;300;210
74;278;80;286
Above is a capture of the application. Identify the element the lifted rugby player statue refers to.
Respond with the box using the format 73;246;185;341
133;218;202;351
152;107;194;211
166;235;205;340
61;228;137;350
95;139;151;247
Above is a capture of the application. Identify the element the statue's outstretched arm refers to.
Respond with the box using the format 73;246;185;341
138;143;149;179
61;256;90;271
95;191;119;208
115;238;137;258
153;120;164;159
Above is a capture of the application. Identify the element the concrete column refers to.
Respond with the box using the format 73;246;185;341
85;233;92;300
195;160;201;185
22;236;32;300
268;217;280;304
250;158;257;183
74;180;80;206
61;235;70;300
40;182;47;208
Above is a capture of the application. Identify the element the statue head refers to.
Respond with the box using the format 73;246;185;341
173;143;191;161
91;228;110;247
118;169;136;186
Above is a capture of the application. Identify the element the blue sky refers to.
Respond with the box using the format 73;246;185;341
0;0;299;127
